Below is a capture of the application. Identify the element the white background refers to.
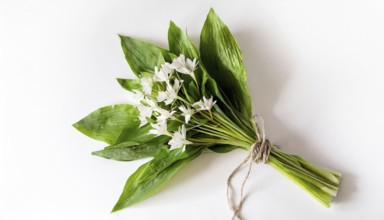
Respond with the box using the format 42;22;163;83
1;0;384;219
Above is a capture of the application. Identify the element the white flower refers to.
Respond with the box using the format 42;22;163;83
140;77;152;95
168;125;192;150
143;97;157;108
137;97;158;127
131;90;144;107
154;63;174;82
179;105;195;124
156;79;182;105
149;121;171;136
170;54;197;81
156;108;176;122
193;96;217;111
156;91;168;103
137;104;153;127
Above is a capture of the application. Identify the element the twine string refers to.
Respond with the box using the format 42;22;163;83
226;114;272;220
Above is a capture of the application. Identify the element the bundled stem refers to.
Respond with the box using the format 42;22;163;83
190;106;341;208
268;148;341;207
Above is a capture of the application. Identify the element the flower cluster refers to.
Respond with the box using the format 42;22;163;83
132;54;216;151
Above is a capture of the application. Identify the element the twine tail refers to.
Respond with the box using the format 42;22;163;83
226;115;272;220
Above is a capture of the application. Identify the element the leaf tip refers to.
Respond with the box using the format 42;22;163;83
117;34;124;40
72;121;81;130
169;20;176;27
168;20;181;34
208;7;218;18
91;150;101;157
111;202;125;213
116;78;124;85
118;34;133;43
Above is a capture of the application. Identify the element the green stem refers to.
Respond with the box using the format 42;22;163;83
213;112;254;143
176;96;191;105
194;127;236;140
266;148;341;207
189;138;250;148
199;124;250;143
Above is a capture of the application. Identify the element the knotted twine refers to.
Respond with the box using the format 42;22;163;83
226;115;272;220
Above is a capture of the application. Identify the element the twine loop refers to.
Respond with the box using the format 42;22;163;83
226;114;272;220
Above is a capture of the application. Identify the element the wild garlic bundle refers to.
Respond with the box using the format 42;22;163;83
74;8;341;215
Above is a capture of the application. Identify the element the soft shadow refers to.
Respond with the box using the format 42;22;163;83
332;170;358;208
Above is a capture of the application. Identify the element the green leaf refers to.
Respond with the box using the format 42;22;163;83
115;122;171;144
92;141;164;161
188;81;199;101
168;21;199;59
119;35;173;77
116;78;141;92
101;120;182;161
112;147;202;211
73;104;140;145
200;8;252;119
168;21;209;94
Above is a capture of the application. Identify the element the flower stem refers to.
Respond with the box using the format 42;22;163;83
212;112;255;143
199;124;250;143
189;138;250;148
195;127;237;140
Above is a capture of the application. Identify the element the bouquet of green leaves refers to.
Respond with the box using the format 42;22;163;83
74;8;341;216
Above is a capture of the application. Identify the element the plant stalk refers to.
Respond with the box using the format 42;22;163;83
259;147;341;207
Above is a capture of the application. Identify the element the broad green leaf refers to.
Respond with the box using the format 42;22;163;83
115;120;177;145
200;8;252;119
116;78;141;92
105;122;173;161
112;147;202;211
92;141;164;161
119;35;173;77
168;21;199;59
167;21;209;95
73;104;139;145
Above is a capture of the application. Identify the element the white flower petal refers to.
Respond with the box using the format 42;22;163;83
140;77;152;95
170;54;185;69
149;121;170;136
193;96;216;111
131;90;144;107
161;63;174;75
168;125;192;150
171;54;197;77
156;79;182;105
138;115;148;127
156;108;176;122
136;97;160;127
179;105;195;124
154;63;174;82
157;91;168;102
